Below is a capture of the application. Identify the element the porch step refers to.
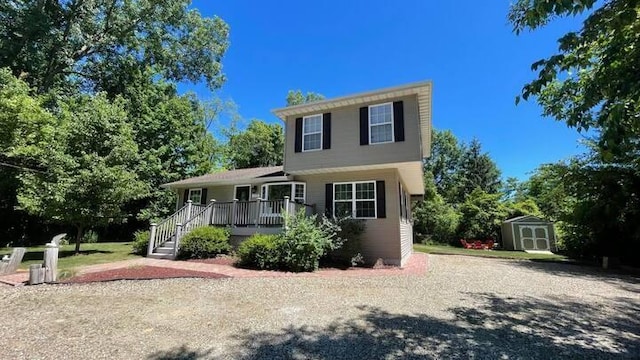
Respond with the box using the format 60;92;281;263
147;252;175;260
154;246;175;254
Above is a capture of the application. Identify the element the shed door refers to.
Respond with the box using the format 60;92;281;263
519;225;550;250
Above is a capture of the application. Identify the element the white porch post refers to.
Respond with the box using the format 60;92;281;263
174;223;183;257
148;223;157;256
283;196;290;229
185;200;193;230
231;199;238;227
209;199;216;225
255;197;261;227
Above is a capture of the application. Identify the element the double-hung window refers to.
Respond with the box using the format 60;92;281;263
188;188;202;204
369;103;393;144
302;114;323;151
334;181;376;219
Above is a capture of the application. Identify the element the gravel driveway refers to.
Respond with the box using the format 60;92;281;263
2;254;639;359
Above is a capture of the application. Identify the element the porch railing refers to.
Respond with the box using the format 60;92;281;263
148;197;315;257
210;198;314;227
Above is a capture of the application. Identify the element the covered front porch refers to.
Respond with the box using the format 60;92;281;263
148;197;315;259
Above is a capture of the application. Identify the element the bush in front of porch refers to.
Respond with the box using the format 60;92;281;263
177;227;231;259
237;211;366;272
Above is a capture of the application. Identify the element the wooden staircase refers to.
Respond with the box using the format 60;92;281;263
147;200;214;259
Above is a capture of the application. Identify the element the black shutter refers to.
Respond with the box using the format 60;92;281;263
376;180;386;218
359;107;369;145
182;189;189;206
325;183;333;217
294;117;303;153
201;188;208;204
393;101;405;142
322;113;331;150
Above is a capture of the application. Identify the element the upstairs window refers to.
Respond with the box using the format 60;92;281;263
369;103;394;144
302;114;323;151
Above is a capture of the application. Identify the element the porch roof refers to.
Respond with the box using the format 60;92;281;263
161;166;289;189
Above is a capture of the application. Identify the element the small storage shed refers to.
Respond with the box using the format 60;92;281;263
501;215;556;252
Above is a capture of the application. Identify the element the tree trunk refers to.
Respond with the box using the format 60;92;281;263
75;225;84;254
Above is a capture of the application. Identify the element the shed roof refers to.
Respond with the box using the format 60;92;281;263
161;166;286;188
503;215;551;223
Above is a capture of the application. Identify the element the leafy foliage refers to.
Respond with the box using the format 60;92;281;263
510;0;639;156
0;0;229;93
81;230;99;244
457;189;508;241
511;0;640;264
225;120;284;169
279;210;342;272
326;217;366;267
416;130;503;243
132;230;150;256
121;75;220;221
16;91;146;253
286;90;325;106
177;226;230;259
236;234;281;270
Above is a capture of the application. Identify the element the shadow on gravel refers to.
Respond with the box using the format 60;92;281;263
225;294;640;359
146;345;213;360
511;260;640;292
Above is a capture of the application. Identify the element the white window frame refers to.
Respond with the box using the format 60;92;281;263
261;182;306;203
233;184;252;201
368;102;394;145
188;188;202;204
302;114;323;152
333;181;377;219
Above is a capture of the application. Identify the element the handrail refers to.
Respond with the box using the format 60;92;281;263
155;203;188;229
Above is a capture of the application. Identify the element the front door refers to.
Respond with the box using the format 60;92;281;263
234;185;251;201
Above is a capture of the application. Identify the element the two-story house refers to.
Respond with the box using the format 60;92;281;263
149;81;432;266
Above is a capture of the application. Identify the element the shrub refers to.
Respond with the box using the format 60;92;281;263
132;230;150;256
237;234;281;269
82;230;99;243
279;210;342;272
177;226;230;259
326;217;366;267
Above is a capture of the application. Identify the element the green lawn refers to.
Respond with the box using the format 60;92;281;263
1;242;140;271
414;243;567;261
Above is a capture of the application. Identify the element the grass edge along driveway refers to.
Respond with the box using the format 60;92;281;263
414;243;567;261
0;242;139;271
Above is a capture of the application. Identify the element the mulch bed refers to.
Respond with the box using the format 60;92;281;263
63;266;229;284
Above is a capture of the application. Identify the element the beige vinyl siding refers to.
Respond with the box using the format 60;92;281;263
284;95;422;173
399;222;413;266
398;176;414;266
176;185;248;206
297;169;402;265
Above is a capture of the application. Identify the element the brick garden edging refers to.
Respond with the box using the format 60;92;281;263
0;253;428;285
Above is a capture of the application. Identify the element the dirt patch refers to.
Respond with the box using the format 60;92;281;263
63;265;229;284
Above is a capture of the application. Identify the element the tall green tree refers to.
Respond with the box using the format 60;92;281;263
225;120;284;169
119;72;220;221
457;138;502;201
510;0;640;263
286;90;325;106
423;129;465;202
510;0;639;156
17;93;146;253
0;68;58;245
0;0;229;93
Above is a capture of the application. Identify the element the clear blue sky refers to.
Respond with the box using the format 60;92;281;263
181;0;587;180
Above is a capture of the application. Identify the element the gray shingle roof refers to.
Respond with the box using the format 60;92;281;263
161;166;284;188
